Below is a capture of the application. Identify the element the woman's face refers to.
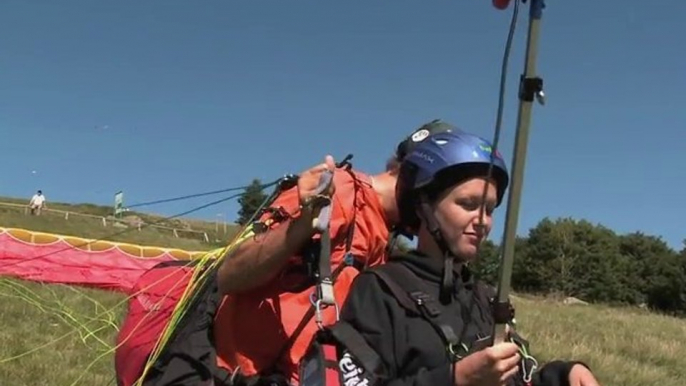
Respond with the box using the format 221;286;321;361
426;176;498;261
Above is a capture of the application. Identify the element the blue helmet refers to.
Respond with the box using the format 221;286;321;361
395;128;509;232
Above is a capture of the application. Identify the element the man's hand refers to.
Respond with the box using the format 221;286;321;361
296;155;336;225
568;364;600;386
454;342;521;386
217;155;337;295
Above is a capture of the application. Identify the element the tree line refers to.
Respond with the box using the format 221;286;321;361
472;217;686;316
237;179;686;316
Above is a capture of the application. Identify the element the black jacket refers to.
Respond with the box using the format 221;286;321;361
336;250;586;386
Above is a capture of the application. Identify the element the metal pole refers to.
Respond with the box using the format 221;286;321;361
493;0;546;344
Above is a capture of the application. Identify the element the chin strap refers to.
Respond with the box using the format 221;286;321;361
418;194;456;304
441;254;455;303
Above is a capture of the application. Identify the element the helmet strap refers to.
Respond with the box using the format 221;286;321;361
385;227;402;257
418;194;454;304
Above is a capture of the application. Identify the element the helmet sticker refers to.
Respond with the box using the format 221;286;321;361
411;129;430;142
477;143;502;159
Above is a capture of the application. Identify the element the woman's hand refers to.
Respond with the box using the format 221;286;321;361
453;342;521;386
568;364;601;386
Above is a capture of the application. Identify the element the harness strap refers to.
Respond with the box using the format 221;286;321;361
269;259;356;371
313;156;358;307
251;160;364;382
219;371;290;386
368;264;461;351
312;162;362;327
327;321;388;380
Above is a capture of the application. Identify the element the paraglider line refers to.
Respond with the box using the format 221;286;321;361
124;179;281;210
475;0;520;261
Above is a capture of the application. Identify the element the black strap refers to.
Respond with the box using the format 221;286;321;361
328;321;388;380
215;371;290;386
316;223;333;298
368;264;460;348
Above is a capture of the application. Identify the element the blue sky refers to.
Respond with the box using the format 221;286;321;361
1;1;684;250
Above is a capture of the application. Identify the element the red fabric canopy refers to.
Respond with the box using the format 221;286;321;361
0;227;208;294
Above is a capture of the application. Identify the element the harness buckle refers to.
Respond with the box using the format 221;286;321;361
310;277;339;329
314;298;340;330
318;278;336;305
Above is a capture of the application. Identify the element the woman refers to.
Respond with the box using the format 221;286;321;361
327;130;601;386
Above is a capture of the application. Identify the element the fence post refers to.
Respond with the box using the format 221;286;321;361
203;232;209;243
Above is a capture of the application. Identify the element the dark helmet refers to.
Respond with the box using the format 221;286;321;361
394;119;459;163
395;128;509;234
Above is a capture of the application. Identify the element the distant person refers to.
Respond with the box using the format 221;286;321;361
29;190;46;215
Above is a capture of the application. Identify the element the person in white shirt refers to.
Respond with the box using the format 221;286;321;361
29;190;46;215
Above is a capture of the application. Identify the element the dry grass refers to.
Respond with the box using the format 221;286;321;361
0;279;126;386
0;282;684;386
512;295;686;385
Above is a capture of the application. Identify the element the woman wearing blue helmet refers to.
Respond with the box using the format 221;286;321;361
300;122;600;386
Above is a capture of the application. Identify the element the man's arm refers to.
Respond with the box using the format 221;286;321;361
217;155;336;295
217;206;316;295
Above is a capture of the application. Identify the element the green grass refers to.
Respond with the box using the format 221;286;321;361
513;294;686;386
0;196;685;385
1;282;684;386
0;279;126;386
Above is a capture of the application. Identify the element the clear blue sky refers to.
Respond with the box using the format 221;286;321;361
1;1;684;249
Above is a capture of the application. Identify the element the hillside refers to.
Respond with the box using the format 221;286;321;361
0;196;685;385
0;196;240;251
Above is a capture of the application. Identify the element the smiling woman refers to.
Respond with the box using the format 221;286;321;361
299;128;601;386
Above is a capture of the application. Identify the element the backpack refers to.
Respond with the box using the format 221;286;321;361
297;261;522;386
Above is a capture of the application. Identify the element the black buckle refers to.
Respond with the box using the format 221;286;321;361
491;299;514;324
519;75;544;102
409;291;441;317
278;174;299;191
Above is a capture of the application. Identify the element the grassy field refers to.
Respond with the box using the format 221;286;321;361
1;280;684;386
0;196;685;385
513;294;686;385
0;279;126;386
